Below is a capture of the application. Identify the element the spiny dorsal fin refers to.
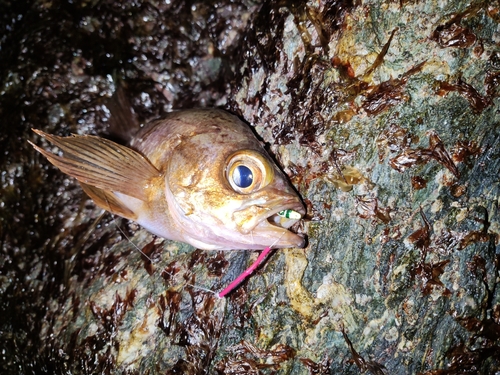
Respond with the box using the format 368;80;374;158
29;129;161;202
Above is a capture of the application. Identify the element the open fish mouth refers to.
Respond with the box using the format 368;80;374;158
267;207;304;229
256;202;306;248
232;197;306;248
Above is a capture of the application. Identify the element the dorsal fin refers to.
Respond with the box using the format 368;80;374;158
106;84;141;143
29;129;161;202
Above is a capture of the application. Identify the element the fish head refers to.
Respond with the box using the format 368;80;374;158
161;110;305;250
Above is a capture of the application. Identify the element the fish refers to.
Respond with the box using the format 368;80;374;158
30;108;306;251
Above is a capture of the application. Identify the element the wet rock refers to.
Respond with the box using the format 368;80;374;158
1;0;499;374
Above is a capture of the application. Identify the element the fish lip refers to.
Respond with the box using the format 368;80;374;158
256;199;306;248
231;194;306;248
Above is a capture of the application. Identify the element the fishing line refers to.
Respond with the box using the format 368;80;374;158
101;195;217;295
112;217;154;263
111;215;218;295
104;196;297;298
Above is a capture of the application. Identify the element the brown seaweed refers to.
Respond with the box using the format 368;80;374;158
431;22;476;48
389;130;459;178
411;176;428;190
362;28;398;79
362;62;425;116
408;209;451;296
341;326;388;375
300;356;332;375
430;3;483;49
376;124;417;163
452;140;481;167
206;251;229;277
139;238;163;275
157;290;181;336
215;340;296;374
356;196;391;224
437;79;491;113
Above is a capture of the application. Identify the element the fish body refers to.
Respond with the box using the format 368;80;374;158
31;109;305;250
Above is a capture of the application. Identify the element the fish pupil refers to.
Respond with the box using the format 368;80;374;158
233;165;253;188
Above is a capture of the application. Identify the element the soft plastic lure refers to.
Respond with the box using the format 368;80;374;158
217;246;274;298
217;209;301;298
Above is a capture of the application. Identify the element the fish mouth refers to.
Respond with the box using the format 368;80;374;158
231;195;306;248
255;201;307;248
266;203;305;229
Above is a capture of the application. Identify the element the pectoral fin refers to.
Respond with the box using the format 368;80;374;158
80;183;137;220
29;129;161;202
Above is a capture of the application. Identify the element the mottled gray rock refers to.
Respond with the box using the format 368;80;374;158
1;0;499;374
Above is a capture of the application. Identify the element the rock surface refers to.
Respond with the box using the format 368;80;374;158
1;0;499;374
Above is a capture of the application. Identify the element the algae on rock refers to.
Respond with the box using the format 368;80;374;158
1;0;499;374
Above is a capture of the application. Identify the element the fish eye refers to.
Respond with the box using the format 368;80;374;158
226;151;274;194
232;165;253;188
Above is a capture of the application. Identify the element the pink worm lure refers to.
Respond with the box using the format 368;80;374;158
217;246;273;298
217;212;297;297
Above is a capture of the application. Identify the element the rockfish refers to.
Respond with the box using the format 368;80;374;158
30;109;305;251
